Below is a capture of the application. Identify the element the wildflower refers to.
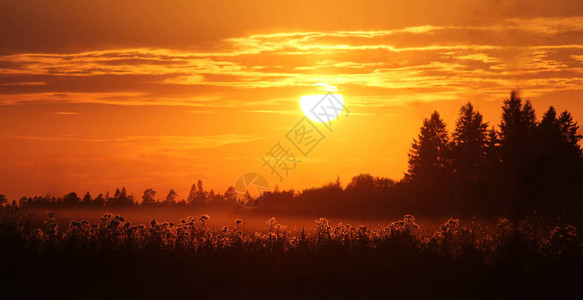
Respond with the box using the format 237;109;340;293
101;213;112;223
108;219;120;229
266;217;278;226
315;218;329;226
440;218;459;233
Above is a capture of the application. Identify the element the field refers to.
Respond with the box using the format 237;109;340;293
1;206;580;299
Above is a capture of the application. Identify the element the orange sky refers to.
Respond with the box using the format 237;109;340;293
1;0;583;200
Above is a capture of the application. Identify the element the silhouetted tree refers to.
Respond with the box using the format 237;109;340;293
558;111;583;158
539;106;563;159
535;106;564;196
108;187;134;207
405;111;451;213
484;126;501;171
63;192;80;206
0;194;7;206
479;126;505;213
532;108;583;215
82;192;92;205
346;173;394;193
165;189;178;204
242;190;253;206
450;102;489;213
224;186;237;203
195;180;207;204
93;194;105;207
499;91;539;217
451;103;489;178
335;175;342;190
187;183;197;205
142;189;157;206
406;111;451;182
500;91;538;148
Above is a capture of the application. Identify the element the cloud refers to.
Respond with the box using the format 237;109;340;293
0;16;582;108
51;111;80;115
0;81;46;86
245;110;300;115
0;134;263;149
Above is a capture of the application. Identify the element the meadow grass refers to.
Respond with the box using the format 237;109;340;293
1;208;580;299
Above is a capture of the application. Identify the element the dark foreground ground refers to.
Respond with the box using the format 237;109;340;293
3;247;581;299
1;211;581;299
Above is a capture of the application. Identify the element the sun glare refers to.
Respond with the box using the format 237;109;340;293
300;93;344;123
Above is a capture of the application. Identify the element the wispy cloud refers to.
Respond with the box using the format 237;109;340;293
0;16;582;108
51;111;80;115
0;134;264;149
0;81;46;86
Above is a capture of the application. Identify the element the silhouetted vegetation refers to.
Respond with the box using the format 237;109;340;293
0;210;580;298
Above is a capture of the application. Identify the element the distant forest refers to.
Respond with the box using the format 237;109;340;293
2;91;582;220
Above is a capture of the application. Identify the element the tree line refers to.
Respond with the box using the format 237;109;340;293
1;180;237;209
404;90;582;218
2;91;582;219
258;91;583;220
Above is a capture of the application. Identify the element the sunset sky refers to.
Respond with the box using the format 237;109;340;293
1;0;583;200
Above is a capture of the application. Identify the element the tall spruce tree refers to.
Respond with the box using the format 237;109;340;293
406;111;451;214
407;111;451;183
558;111;583;159
165;189;178;204
485;126;501;172
499;91;539;217
187;183;197;205
450;103;489;213
451;102;488;178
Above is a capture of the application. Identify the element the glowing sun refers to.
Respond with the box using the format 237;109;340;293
300;93;344;123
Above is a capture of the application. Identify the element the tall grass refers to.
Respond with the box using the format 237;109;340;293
1;210;579;258
1;208;580;298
